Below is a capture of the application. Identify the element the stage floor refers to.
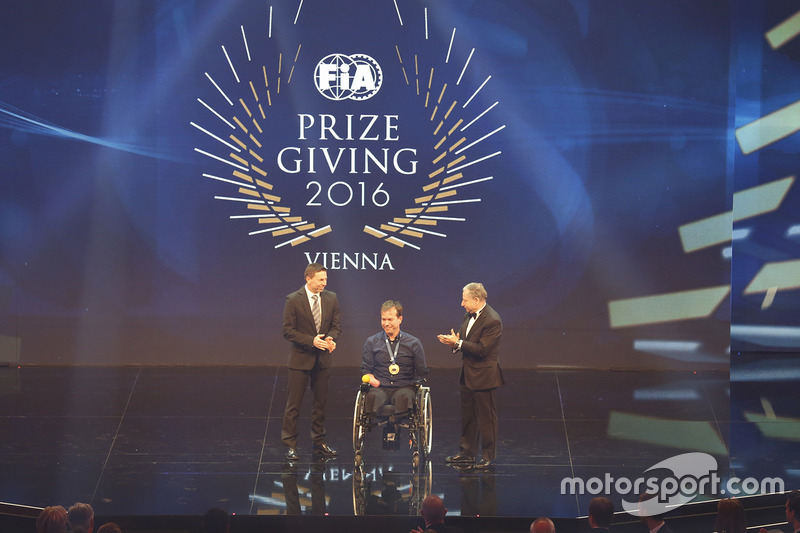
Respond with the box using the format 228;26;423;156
0;364;796;519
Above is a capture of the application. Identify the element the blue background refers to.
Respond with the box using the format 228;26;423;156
0;1;797;368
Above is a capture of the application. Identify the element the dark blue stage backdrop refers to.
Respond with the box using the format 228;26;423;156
0;1;798;368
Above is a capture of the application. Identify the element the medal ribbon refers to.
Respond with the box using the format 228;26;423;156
384;333;401;367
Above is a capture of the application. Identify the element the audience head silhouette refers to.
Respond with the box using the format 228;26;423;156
588;496;614;529
715;498;746;533
67;503;94;533
530;516;556;533
420;495;447;527
203;507;230;533
37;506;67;533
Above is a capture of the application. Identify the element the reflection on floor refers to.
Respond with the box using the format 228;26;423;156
0;361;796;519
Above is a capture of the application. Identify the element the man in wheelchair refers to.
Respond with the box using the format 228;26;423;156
361;300;429;444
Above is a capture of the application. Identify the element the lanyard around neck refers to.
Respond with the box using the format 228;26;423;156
384;332;402;364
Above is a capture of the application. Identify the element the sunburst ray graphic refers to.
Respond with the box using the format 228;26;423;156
193;3;504;251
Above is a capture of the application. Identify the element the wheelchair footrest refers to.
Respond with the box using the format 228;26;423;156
382;423;401;450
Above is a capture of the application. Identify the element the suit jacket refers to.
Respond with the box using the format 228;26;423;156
282;286;341;370
457;303;504;390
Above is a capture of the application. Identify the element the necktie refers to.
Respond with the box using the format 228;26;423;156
311;294;321;333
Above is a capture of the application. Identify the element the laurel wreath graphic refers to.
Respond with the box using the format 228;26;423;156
363;40;503;250
193;7;503;251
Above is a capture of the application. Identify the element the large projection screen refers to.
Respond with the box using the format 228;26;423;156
1;1;798;369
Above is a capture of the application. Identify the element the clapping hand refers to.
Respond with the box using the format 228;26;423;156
437;329;460;348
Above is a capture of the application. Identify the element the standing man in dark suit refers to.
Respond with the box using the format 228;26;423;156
281;263;340;461
437;282;504;469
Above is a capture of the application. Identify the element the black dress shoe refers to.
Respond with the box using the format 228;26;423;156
445;452;475;464
313;454;335;465
447;462;475;472
285;447;299;461
313;443;338;457
475;458;494;469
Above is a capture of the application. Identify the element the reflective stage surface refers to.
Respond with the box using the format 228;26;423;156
0;362;797;518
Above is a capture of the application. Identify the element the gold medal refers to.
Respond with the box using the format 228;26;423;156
389;363;400;375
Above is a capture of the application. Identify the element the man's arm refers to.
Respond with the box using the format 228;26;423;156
361;336;382;387
324;292;341;342
282;294;316;350
413;338;430;377
459;319;502;361
361;337;375;375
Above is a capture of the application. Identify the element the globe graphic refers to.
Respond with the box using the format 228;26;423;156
314;53;382;101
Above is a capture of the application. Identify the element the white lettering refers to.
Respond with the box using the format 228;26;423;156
303;252;395;271
321;147;346;173
379;254;393;270
319;114;342;141
277;147;417;175
394;148;417;174
359;114;380;141
304;252;323;264
350;63;376;92
298;114;315;140
316;65;338;91
277;146;302;173
296;114;400;142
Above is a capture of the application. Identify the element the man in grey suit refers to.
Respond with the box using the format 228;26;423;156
437;282;504;469
281;263;341;461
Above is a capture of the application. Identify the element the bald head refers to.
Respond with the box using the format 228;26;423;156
530;517;556;533
420;495;447;526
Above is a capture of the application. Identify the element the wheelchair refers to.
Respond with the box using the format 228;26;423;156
352;379;432;469
351;461;432;516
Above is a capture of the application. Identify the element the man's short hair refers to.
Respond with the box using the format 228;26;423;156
589;497;614;527
36;506;67;533
715;498;745;533
638;492;664;520
463;282;487;301
96;523;122;533
788;490;800;518
67;503;94;533
381;300;403;317
304;262;326;280
203;507;229;533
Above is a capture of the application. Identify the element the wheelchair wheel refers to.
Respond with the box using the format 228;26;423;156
410;460;433;514
353;388;367;459
418;386;432;458
414;387;433;460
352;468;367;515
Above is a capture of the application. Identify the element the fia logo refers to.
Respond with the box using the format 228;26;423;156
314;53;383;101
